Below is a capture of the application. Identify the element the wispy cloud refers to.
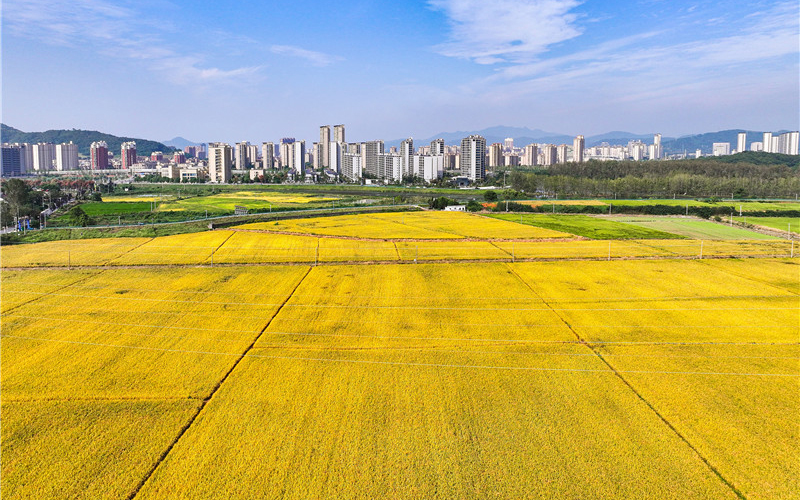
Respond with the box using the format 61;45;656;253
270;45;343;67
4;0;262;87
460;0;798;107
428;0;583;64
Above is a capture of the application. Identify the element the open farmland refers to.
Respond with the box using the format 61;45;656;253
488;213;683;239
610;216;779;240
1;210;797;499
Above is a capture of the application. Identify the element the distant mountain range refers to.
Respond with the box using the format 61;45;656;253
162;137;204;149
1;124;176;157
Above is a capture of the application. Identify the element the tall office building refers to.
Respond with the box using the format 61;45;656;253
401;138;414;177
320;125;331;168
573;135;585;163
762;132;773;153
208;142;233;183
430;138;445;156
737;132;747;153
1;145;21;176
33;143;56;171
460;135;486;181
523;144;538;166
488;143;503;168
261;142;274;169
121;141;137;169
90;141;108;170
55;142;78;171
333;124;346;144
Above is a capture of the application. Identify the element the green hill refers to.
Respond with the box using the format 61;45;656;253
1;124;176;157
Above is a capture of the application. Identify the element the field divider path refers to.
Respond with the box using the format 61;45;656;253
103;237;155;266
126;265;313;500
505;263;748;500
1;269;107;315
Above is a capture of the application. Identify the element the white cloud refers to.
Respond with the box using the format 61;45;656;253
270;45;343;67
428;0;583;64
4;0;260;87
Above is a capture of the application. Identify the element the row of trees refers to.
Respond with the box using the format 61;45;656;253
508;159;800;198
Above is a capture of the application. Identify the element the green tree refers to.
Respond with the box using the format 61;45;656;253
67;206;92;227
483;190;498;202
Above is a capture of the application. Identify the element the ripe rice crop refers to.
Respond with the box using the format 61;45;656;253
1;237;152;267
2;399;200;500
1;266;309;399
107;231;235;266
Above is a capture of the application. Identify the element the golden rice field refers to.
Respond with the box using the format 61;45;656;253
237;211;573;239
1;254;797;499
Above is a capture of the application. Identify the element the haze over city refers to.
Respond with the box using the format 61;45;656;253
4;0;798;145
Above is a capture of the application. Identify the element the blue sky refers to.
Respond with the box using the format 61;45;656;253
3;0;798;144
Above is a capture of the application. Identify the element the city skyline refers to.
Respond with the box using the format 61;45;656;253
3;0;798;145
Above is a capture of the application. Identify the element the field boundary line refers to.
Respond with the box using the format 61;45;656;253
103;237;155;266
696;260;800;297
0;269;106;316
126;265;313;500
505;263;748;500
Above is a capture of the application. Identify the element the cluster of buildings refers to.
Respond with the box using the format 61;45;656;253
3;127;799;181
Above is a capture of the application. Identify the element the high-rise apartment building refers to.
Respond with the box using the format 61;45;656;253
320;126;331;168
333;124;346;144
556;144;568;164
412;154;444;182
401;138;414;177
279;138;296;169
1;145;21;177
208;142;233;183
762;132;773;153
573;135;585;163
341;153;362;181
488;143;503;168
173;152;186;164
90;141;108;170
504;138;514;151
55;142;78;171
460;135;486;181
261;142;274;169
121;142;137;169
523;144;538;166
363;140;384;178
777;131;799;155
652;134;663;159
32;143;56;171
712;143;731;156
234;141;251;169
329;142;343;173
541;144;557;166
430;139;445;156
17;143;32;173
737;133;747;153
293;141;306;171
